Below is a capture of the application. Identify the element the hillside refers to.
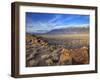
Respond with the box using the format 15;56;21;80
46;27;89;35
26;34;89;67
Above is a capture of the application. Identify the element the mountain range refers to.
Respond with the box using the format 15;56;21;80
46;27;89;35
28;27;89;35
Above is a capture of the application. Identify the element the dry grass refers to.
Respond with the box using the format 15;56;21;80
39;33;89;40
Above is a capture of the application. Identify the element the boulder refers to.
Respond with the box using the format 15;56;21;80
71;47;89;64
58;48;72;65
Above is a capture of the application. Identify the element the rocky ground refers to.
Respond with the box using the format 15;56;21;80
26;34;89;67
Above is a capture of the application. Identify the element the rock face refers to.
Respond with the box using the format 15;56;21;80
58;48;72;65
26;34;89;67
71;47;89;64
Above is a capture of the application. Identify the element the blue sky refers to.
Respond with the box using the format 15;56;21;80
26;12;89;33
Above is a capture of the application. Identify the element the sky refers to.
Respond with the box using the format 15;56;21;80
26;12;89;33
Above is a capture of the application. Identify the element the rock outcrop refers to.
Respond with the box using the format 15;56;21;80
71;46;89;64
26;34;89;67
58;48;72;65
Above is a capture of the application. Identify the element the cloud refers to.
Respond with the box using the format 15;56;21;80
53;23;89;30
26;13;89;33
26;21;89;33
48;15;62;23
26;15;61;33
26;21;55;33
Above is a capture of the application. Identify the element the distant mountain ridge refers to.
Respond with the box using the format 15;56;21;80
46;27;89;35
27;27;89;35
